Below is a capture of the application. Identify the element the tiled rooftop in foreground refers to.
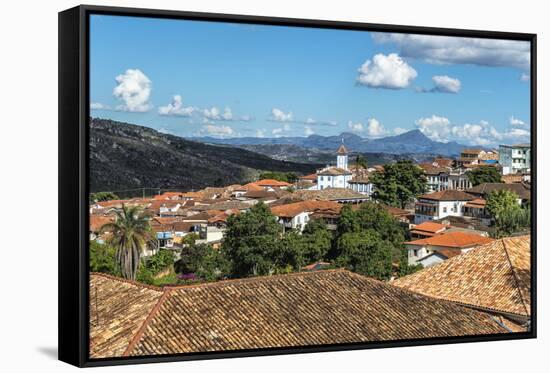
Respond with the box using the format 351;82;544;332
90;269;508;358
393;235;531;319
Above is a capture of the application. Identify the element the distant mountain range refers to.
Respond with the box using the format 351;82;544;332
189;129;466;157
89;119;321;194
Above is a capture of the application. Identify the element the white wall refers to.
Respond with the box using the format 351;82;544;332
437;200;467;219
2;1;547;373
291;212;310;231
317;174;351;189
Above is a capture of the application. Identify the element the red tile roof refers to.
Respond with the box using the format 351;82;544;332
464;198;487;208
418;190;475;201
239;182;264;192
89;215;115;232
394;236;531;318
90;270;507;358
299;173;318;181
271;200;342;218
317;167;352;176
410;222;448;234
255;179;292;187
405;231;494;248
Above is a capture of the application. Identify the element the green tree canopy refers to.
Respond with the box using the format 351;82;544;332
90;191;119;203
222;202;287;277
467;166;502;186
257;171;298;183
89;241;117;274
136;249;176;284
301;219;333;264
370;160;427;208
336;203;406;251
493;207;531;238
486;189;520;218
177;243;231;282
332;203;408;279
334;230;394;280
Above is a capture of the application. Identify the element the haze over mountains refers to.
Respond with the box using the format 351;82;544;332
89;119;320;194
190;129;466;157
89;117;474;194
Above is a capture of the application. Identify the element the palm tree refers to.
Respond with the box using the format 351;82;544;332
100;204;153;280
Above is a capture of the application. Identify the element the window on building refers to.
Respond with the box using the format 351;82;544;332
443;207;447;213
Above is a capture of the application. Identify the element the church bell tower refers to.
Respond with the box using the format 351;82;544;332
336;142;349;170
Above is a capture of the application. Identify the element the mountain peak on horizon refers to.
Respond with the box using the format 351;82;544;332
386;129;432;143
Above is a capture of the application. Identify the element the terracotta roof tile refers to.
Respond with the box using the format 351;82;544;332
292;188;366;201
418;190;475;201
271;200;342;218
410;222;448;234
406;231;494;248
89;215;115;232
466;183;531;200
89;270;507;358
255;179;292;187
393;235;531;317
89;273;164;358
299;173;318;181
317;167;352;176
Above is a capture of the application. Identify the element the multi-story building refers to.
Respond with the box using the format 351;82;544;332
499;143;531;175
457;148;499;168
348;174;374;196
424;167;472;193
414;190;476;224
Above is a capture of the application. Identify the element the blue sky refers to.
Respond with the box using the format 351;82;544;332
90;14;531;146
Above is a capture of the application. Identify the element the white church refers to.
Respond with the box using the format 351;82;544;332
316;144;353;190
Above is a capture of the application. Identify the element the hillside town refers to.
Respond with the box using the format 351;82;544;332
89;142;532;357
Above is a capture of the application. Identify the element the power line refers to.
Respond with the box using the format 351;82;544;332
91;186;201;195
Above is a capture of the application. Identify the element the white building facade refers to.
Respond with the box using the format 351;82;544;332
414;190;475;224
317;144;353;190
499;143;531;175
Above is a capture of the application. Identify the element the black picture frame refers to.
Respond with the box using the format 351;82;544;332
58;4;537;368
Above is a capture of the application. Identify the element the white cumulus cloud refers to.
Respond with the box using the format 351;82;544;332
113;69;152;112
202;107;221;120
393;127;408;135
347;121;364;133
357;53;417;89
415;115;452;142
202;124;234;137
305;118;316;124
270;108;293;122
256;129;266;138
432;75;461;93
272;123;291;136
372;33;530;70
416;115;530;145
158;95;195;116
305;125;315;136
221;107;233;121
509;116;527;126
90;102;108;110
366;118;387;137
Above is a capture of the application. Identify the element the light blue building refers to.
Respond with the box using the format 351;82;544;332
499;143;531;175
